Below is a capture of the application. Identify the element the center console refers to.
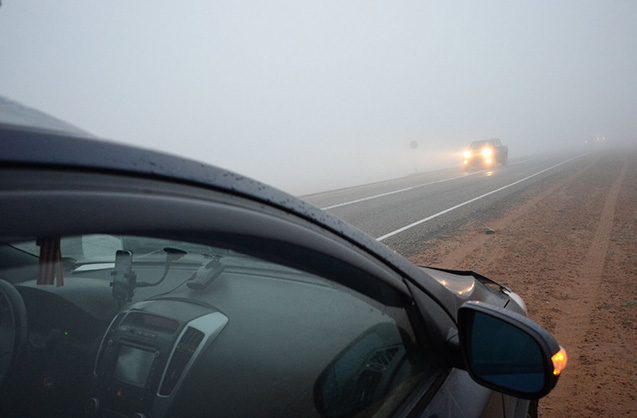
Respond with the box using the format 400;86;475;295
88;301;228;418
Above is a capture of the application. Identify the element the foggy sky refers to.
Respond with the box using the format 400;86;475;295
1;1;635;195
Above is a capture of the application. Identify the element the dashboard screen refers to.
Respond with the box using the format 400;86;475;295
113;345;155;388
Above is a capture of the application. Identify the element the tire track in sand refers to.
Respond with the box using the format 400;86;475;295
546;154;629;408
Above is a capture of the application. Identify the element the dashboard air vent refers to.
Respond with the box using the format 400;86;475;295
159;327;204;396
368;346;400;368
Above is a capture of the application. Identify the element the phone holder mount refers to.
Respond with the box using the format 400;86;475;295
111;270;137;301
110;250;137;302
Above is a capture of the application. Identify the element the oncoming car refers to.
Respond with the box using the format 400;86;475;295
0;123;565;418
462;139;509;169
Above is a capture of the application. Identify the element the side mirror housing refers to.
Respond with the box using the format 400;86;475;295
458;301;566;399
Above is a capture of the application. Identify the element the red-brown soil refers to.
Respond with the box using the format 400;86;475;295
409;148;637;417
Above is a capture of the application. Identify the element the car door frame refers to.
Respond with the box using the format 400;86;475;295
0;165;504;417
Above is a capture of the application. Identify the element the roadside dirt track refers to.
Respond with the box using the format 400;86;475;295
409;148;636;417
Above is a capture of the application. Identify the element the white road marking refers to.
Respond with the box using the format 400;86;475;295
375;155;584;242
321;171;484;210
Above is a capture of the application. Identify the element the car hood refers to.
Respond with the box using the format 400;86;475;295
418;267;527;315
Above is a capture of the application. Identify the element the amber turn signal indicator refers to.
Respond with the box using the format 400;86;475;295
551;347;568;376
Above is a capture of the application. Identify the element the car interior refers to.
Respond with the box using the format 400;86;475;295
0;235;431;418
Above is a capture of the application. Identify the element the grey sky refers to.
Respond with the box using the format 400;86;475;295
1;1;635;194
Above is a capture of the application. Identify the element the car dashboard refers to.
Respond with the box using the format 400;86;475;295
5;256;425;418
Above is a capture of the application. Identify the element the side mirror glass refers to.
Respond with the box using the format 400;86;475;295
458;302;566;399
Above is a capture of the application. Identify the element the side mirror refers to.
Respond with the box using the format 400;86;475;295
458;301;567;399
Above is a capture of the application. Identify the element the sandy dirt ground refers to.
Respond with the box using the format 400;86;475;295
409;148;636;417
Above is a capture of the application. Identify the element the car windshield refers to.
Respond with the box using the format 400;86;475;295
11;235;225;264
2;232;337;304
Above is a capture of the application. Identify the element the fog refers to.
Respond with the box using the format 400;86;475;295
1;1;635;195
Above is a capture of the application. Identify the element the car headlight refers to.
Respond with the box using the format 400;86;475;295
463;150;471;159
481;148;493;157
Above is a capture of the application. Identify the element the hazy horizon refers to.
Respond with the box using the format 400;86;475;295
1;1;635;194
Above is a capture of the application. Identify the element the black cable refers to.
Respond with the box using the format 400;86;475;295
136;247;187;288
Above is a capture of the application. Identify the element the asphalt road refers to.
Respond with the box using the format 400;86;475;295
302;152;587;256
